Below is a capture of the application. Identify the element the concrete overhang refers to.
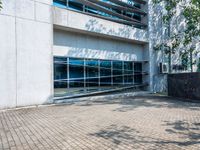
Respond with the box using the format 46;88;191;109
53;6;149;45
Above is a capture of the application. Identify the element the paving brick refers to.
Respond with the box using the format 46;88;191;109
0;95;200;149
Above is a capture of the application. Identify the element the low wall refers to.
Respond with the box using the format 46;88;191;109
168;73;200;100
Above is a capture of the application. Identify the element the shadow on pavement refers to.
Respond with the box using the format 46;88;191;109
76;95;200;112
90;122;200;147
163;120;200;146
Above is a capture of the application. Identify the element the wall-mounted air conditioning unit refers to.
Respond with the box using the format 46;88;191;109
159;63;169;74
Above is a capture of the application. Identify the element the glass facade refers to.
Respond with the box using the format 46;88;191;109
54;57;68;96
53;0;147;28
54;57;147;97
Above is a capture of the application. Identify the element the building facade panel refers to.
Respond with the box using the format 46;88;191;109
0;15;17;108
53;6;148;43
16;18;53;106
35;0;53;5
16;0;35;20
0;0;53;109
35;1;52;23
53;29;144;61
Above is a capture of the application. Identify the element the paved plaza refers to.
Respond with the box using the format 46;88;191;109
1;95;200;150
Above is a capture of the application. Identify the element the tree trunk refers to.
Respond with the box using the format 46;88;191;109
190;50;193;72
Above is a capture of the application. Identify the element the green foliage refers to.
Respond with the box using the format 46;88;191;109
153;0;181;24
153;0;200;72
0;0;2;10
183;0;200;44
180;51;189;70
198;58;200;72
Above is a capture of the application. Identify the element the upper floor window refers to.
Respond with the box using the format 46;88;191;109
53;0;147;29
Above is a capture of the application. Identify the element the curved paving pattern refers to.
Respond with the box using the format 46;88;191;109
1;95;200;150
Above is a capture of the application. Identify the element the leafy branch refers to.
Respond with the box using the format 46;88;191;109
0;0;2;10
153;0;200;72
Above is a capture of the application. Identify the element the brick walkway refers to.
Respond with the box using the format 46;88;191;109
1;95;200;150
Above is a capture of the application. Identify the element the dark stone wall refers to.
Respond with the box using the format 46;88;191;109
168;73;200;100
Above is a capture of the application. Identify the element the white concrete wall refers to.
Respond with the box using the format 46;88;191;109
148;0;164;93
53;6;148;44
0;14;17;108
0;0;53;109
53;29;146;62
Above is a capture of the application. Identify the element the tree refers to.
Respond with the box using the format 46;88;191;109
0;0;2;9
182;0;200;72
198;58;200;72
153;0;182;73
153;0;200;73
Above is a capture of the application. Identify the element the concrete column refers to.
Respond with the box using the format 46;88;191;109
0;0;53;109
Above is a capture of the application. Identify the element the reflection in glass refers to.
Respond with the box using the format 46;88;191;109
54;57;146;97
69;79;84;88
53;0;143;28
124;62;133;84
54;57;67;63
69;58;84;88
124;62;133;73
113;61;123;85
134;75;143;84
54;63;67;80
86;60;99;87
68;0;83;11
113;61;122;69
69;57;84;66
124;75;133;84
54;0;66;7
134;63;142;72
86;59;98;67
54;81;68;96
100;60;111;87
100;60;111;69
113;68;123;85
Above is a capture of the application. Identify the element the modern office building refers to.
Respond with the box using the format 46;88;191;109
53;0;150;99
0;0;198;109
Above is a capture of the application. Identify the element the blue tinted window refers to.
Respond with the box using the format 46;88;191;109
54;57;145;97
100;77;111;86
134;75;143;84
100;60;111;68
69;65;84;79
113;61;122;69
68;0;83;11
69;79;84;88
113;61;123;85
124;62;133;75
100;68;111;86
113;76;123;85
54;64;67;80
85;59;98;67
69;58;84;87
54;81;68;89
69;58;84;66
53;0;144;28
86;60;99;87
53;0;67;8
100;60;111;86
124;75;133;84
134;63;142;72
54;57;67;63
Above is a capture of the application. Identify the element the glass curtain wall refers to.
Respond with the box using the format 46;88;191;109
54;57;68;96
54;57;146;97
